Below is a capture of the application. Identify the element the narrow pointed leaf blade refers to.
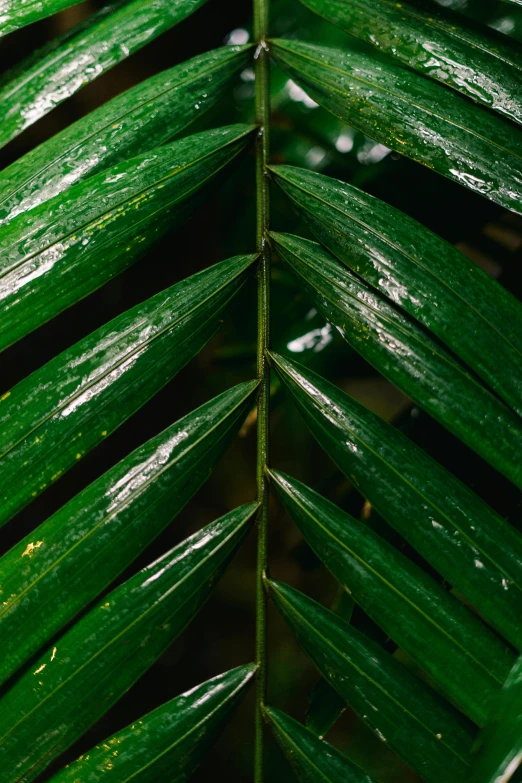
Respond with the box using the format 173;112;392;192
269;167;522;419
296;0;522;125
0;254;255;527
472;653;522;783
306;587;353;737
0;381;257;686
269;353;522;650
270;470;515;726
0;0;210;143
0;503;256;783
0;0;82;36
269;40;522;214
268;580;475;783
0;45;252;223
270;231;522;487
49;665;256;783
306;679;346;741
0;124;254;352
265;706;375;782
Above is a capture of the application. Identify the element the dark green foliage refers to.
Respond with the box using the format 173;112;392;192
0;0;520;780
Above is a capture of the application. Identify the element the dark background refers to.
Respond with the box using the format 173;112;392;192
1;0;522;779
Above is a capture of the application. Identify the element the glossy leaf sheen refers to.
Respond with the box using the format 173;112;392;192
270;166;522;418
268;580;475;783
0;45;252;223
0;124;254;352
49;665;255;783
0;255;255;527
0;0;210;145
270;231;522;488
269;353;522;650
269;40;522;214
0;0;82;36
266;706;375;782
0;503;255;783
297;0;522;125
0;381;257;686
472;653;522;783
306;587;353;737
270;470;515;726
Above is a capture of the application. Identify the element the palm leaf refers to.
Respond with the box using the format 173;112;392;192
0;503;255;782
270;231;522;487
0;45;251;223
268;579;475;783
265;706;375;782
295;0;522;125
0;0;209;142
0;254;255;526
0;382;257;685
471;653;522;782
269;166;522;418
1;0;520;778
306;587;353;737
269;352;522;650
0;0;83;36
0;124;254;351
269;39;522;213
49;665;255;783
270;469;515;726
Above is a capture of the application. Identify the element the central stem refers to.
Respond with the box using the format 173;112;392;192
253;0;270;780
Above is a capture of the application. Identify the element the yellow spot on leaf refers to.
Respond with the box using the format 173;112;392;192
51;647;57;661
34;664;46;675
22;541;44;557
1;391;10;400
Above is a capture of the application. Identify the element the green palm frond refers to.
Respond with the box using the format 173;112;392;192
0;0;521;780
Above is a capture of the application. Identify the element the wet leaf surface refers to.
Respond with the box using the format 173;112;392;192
0;503;255;783
0;382;257;685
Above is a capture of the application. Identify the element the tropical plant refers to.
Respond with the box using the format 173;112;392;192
0;0;521;781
